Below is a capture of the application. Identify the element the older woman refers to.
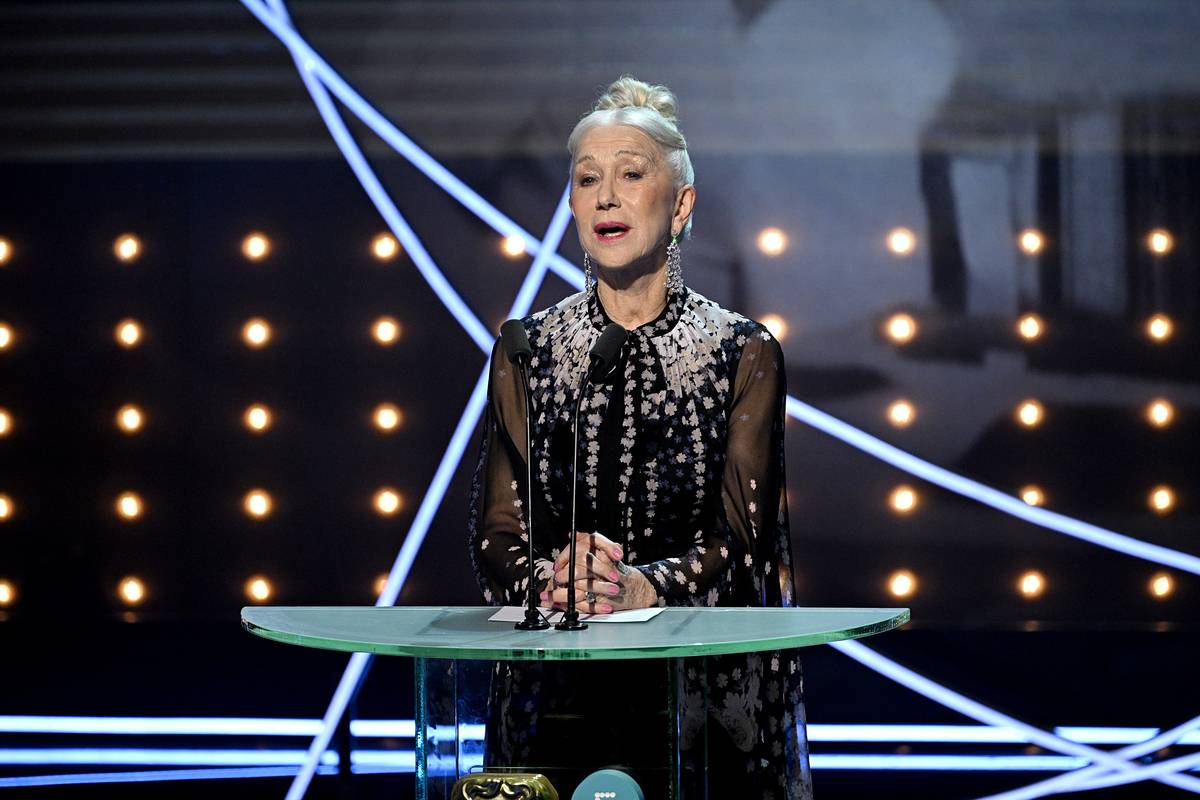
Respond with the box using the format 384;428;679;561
468;76;812;799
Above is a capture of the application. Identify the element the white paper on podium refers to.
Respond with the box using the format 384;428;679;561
488;606;665;624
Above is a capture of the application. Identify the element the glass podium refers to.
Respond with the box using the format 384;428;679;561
242;606;909;798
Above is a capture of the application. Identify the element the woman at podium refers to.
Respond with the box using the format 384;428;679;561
468;75;813;799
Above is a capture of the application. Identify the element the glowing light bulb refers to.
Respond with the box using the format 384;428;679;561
1146;399;1174;428
116;492;143;520
0;323;13;351
116;404;143;433
884;313;917;344
242;232;270;261
0;494;12;520
1018;571;1045;598
372;316;401;345
1148;485;1175;514
1018;229;1044;255
1016;400;1044;428
756;227;788;256
501;235;526;258
244;404;272;432
114;319;142;348
371;233;399;261
245;576;273;602
244;490;273;519
373;403;403;432
0;580;13;606
886;227;916;256
1017;313;1044;341
0;408;11;437
374;488;402;516
889;485;919;514
1147;229;1174;255
0;237;10;265
759;314;787;340
1149;572;1174;599
887;400;916;427
1019;485;1045;507
118;577;145;605
888;570;917;598
114;234;141;262
242;318;271;348
1145;314;1173;342
374;574;389;597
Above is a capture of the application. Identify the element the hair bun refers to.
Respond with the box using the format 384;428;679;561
594;75;679;123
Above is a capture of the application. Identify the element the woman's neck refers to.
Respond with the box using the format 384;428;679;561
595;269;669;330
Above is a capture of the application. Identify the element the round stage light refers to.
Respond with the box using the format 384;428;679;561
1149;572;1174;599
1148;485;1175;514
118;577;145;605
886;227;917;256
501;234;526;258
114;319;142;348
373;403;403;432
242;232;270;261
888;570;917;598
888;485;919;514
1016;400;1044;428
1019;485;1045;507
0;237;11;265
0;580;13;606
0;323;13;351
1016;313;1044;341
374;573;388;597
116;492;143;520
884;313;917;344
241;318;272;348
113;234;141;263
759;314;787;340
887;400;916;428
243;489;273;519
245;576;273;602
756;227;788;257
372;316;401;345
373;488;403;516
1146;399;1174;428
1018;229;1044;255
116;404;143;434
371;233;399;261
0;494;12;521
1147;228;1174;256
0;408;11;437
1145;314;1173;342
1018;571;1046;598
243;404;272;433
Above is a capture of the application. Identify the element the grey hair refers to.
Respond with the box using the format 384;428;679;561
567;75;695;238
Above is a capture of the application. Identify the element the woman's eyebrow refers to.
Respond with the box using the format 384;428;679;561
574;149;653;166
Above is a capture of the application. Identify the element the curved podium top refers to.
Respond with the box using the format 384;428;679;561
241;606;909;661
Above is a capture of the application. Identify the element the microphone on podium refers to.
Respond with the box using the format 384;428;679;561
558;322;627;631
500;320;550;631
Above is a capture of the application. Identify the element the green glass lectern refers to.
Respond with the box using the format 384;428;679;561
241;606;908;798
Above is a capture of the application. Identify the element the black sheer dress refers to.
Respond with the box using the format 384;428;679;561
467;284;813;799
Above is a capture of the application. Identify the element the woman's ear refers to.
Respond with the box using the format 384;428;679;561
674;184;696;231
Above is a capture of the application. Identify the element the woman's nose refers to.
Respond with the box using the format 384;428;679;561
596;176;619;208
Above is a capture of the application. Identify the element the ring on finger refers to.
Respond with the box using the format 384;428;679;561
584;591;597;604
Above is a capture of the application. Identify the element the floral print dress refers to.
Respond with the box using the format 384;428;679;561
468;285;813;799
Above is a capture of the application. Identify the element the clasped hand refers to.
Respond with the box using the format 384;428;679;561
539;531;657;615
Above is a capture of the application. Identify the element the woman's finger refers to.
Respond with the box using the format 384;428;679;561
554;553;618;586
539;585;613;615
578;530;623;564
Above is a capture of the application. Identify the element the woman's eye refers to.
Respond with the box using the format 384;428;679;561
578;175;596;186
624;171;641;180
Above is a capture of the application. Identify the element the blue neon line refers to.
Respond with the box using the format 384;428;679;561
811;755;1089;771
788;398;1200;576
0;749;338;766
0;766;337;789
831;640;1200;795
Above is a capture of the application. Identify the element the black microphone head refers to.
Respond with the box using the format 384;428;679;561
590;322;628;373
499;319;532;363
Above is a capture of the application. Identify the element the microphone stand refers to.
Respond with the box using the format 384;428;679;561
513;354;549;631
556;362;594;632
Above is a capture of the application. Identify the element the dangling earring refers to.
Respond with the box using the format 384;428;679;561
666;235;683;295
583;251;594;291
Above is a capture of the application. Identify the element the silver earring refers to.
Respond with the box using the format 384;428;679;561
666;236;683;295
583;251;594;290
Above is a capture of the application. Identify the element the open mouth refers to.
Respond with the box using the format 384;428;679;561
594;222;630;240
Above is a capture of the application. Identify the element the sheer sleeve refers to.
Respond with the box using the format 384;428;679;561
636;328;795;607
467;338;556;606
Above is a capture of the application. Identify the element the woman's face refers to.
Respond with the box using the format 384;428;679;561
569;124;694;276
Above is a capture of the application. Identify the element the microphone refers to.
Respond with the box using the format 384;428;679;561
557;322;628;631
500;320;549;631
